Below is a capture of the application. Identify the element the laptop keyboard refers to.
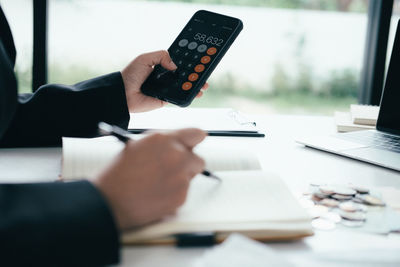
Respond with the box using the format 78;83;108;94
338;131;400;153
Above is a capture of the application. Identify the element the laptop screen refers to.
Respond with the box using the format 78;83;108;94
377;20;400;135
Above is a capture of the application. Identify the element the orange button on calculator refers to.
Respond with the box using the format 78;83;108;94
188;73;199;82
200;56;211;64
207;47;217;55
182;82;192;90
194;64;205;73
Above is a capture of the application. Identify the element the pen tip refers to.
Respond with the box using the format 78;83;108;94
214;176;223;182
209;173;222;182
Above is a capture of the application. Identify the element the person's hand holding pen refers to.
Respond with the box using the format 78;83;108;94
93;128;206;231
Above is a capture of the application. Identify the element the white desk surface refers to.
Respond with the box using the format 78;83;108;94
1;114;400;266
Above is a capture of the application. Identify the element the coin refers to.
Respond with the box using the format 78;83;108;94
349;184;370;194
357;194;385;206
311;194;323;202
352;197;364;204
331;194;353;201
319;198;340;207
339;201;367;212
319;185;335;195
320;212;341;223
331;186;356;196
312;218;336;230
338;210;366;221
341;219;365;227
313;189;330;199
311;192;329;203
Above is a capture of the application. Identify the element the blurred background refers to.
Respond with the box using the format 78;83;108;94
1;0;400;114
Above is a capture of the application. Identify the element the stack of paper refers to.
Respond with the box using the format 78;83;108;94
350;104;380;126
334;104;379;132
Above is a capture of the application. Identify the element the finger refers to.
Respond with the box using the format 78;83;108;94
186;153;206;179
195;91;203;98
201;82;209;90
170;128;206;149
159;53;177;71
139;50;177;70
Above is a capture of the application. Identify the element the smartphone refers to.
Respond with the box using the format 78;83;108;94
140;10;243;107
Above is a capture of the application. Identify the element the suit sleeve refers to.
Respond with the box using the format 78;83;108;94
0;72;130;147
0;180;120;266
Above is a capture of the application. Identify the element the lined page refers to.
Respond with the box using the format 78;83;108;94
62;137;261;179
195;145;261;171
177;171;308;223
62;136;124;179
123;171;311;241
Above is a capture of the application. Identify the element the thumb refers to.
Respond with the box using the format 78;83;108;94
140;50;177;70
170;128;206;150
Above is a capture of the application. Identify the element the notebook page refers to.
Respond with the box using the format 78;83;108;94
62;136;124;179
62;137;261;179
176;171;308;223
195;145;261;171
124;171;311;241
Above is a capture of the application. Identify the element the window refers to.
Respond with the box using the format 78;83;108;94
0;0;33;93
5;0;371;114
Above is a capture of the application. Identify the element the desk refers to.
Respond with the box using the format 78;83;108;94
1;115;400;266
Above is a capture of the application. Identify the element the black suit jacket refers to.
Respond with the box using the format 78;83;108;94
0;6;130;266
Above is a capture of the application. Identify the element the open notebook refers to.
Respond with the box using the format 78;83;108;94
62;137;312;244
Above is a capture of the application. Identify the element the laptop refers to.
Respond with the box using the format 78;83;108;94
296;21;400;172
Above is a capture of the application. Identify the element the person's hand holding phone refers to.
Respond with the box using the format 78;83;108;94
121;50;208;113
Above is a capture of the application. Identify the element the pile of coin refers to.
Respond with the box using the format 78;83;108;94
300;183;386;231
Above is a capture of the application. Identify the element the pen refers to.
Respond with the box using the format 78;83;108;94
98;122;222;182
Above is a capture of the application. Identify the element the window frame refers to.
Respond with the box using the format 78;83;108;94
32;0;48;91
358;0;393;105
